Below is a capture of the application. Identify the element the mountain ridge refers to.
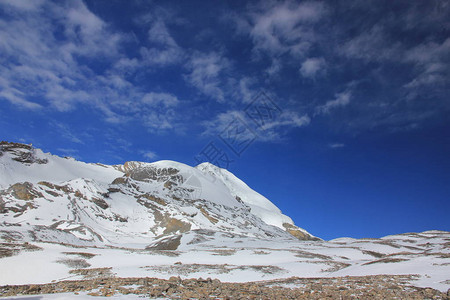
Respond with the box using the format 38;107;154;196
0;141;317;248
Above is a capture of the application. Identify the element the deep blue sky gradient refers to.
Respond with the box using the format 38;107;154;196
0;0;449;240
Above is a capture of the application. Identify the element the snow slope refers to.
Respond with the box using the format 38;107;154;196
0;142;316;249
0;146;122;189
196;163;295;230
0;142;448;294
0;231;448;292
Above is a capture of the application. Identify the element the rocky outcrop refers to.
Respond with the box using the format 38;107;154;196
146;235;182;250
0;141;48;165
283;223;321;241
7;182;43;201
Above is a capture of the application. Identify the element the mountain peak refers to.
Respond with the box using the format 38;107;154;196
0;141;317;249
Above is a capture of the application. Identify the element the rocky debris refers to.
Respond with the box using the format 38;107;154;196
5;182;43;201
291;250;332;260
0;197;6;213
0;141;48;165
0;275;448;299
62;252;96;259
0;242;42;258
110;176;139;191
69;267;114;279
137;193;167;206
198;206;219;224
42;180;109;209
210;249;237;256
90;197;109;209
126;166;182;183
163;218;192;235
56;258;91;269
362;250;385;258
38;181;72;194
283;223;321;241
146;235;182;250
363;257;409;265
142;263;286;277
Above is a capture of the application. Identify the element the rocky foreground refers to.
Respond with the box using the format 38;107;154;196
0;275;449;299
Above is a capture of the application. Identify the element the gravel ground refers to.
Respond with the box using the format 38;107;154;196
0;274;449;299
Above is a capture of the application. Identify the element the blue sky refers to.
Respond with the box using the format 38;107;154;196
0;0;449;240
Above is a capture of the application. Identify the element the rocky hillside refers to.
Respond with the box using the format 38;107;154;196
0;141;316;249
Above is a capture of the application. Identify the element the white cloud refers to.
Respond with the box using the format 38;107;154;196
0;88;42;110
300;57;326;78
230;1;326;76
141;151;158;160
265;58;282;76
0;0;125;112
142;92;179;107
57;148;79;154
203;109;310;142
0;0;44;11
143;111;177;131
315;91;351;115
403;37;450;90
140;19;184;66
329;143;345;148
185;52;229;102
148;19;177;47
0;0;188;133
140;45;183;66
238;77;257;103
249;1;326;56
338;17;449;98
52;122;84;144
339;25;399;62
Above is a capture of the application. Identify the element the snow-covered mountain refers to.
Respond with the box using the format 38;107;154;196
0;141;316;248
1;141;449;294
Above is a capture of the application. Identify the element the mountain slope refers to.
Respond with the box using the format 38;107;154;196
0;141;317;248
0;142;448;294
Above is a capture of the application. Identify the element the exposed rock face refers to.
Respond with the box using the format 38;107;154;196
283;223;320;241
7;182;43;201
146;235;182;250
0;141;48;165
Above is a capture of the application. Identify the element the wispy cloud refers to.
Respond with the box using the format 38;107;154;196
142;92;180;108
230;1;327;76
248;1;326;57
0;0;190;134
52;122;84;145
185;52;229;102
141;150;158;161
0;1;124;112
315;91;351;115
403;38;450;90
0;88;42;110
140;19;185;66
56;148;81;160
329;143;345;149
203;109;310;142
300;57;326;79
1;0;448;142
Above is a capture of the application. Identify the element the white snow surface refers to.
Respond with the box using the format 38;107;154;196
196;163;294;229
0;149;122;188
0;143;448;294
0;231;448;293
